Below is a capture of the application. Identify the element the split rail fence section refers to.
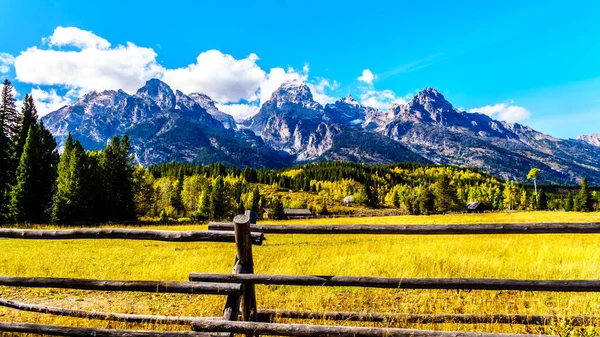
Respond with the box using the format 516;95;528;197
1;215;600;336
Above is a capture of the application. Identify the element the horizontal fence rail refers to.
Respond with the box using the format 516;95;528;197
0;322;228;337
191;319;555;337
208;222;600;235
0;276;240;295
0;298;220;325
189;273;600;292
0;228;264;244
255;309;598;326
3;297;592;327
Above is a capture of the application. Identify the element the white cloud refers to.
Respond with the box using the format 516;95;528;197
11;26;339;117
162;50;266;103
216;103;259;121
0;52;14;74
468;102;531;123
45;26;111;50
30;87;83;117
358;69;374;84
308;78;338;106
360;89;408;110
15;43;163;94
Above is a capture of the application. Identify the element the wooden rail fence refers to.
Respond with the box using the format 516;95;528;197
208;222;600;235
0;228;265;244
1;212;600;336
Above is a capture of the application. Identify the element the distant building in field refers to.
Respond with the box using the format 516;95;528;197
263;208;313;219
466;201;486;213
343;195;354;205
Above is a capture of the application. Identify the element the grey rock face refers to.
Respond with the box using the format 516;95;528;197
578;133;600;147
188;92;237;129
42;79;288;168
41;79;600;184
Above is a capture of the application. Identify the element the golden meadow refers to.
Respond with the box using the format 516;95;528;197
2;212;600;335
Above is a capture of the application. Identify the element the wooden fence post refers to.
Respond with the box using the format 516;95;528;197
233;211;258;336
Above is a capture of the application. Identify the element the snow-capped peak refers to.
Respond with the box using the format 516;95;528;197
269;79;320;109
342;94;360;106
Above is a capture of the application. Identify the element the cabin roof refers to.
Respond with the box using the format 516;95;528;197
263;208;313;215
466;201;484;210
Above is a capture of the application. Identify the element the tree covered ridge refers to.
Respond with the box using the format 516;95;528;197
145;161;599;220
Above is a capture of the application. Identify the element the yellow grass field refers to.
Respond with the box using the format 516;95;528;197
2;211;600;335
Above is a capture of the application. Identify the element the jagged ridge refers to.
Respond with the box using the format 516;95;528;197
41;79;600;184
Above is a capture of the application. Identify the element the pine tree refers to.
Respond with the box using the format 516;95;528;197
537;189;548;210
251;186;261;212
170;170;185;216
7;120;57;223
198;186;211;219
99;135;136;220
132;166;155;217
364;177;378;208
210;176;227;220
269;197;285;220
564;194;574;212
0;80;18;139
9;126;41;222
52;135;89;223
576;177;593;212
14;94;38;162
419;187;435;215
37;121;59;216
434;174;458;213
0;80;18;221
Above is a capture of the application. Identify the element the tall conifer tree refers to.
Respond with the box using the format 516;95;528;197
10;126;41;222
15;94;39;162
210;176;227;220
0;80;18;220
434;174;458;213
52;135;89;223
577;177;593;212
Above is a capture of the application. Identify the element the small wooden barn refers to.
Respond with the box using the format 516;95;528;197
263;208;313;219
466;201;486;213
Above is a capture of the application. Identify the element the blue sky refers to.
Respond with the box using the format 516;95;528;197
0;0;598;138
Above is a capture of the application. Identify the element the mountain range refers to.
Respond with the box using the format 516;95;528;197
41;79;600;185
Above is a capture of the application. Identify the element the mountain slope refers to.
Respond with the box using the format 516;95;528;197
246;80;429;164
578;133;600;147
42;79;290;168
379;88;600;184
188;93;237;129
41;79;600;184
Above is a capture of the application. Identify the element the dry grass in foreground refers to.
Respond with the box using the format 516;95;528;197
1;212;600;335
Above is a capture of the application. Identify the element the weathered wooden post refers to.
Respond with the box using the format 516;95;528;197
233;211;258;336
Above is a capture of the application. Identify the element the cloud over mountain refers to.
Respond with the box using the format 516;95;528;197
468;102;531;123
9;26;339;119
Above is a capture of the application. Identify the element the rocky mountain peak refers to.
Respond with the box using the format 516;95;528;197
135;78;176;111
270;80;319;109
578;133;600;147
73;89;129;115
188;92;237;129
412;88;451;109
341;94;360;106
